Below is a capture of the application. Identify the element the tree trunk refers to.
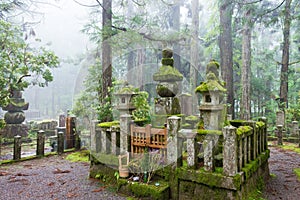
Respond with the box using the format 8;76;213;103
190;0;199;114
101;0;112;121
219;0;234;118
280;0;292;109
240;9;252;120
171;2;181;71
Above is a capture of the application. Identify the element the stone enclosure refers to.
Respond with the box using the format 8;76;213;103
89;49;270;200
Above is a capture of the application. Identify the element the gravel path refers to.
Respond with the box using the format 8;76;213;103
263;146;300;200
0;154;127;200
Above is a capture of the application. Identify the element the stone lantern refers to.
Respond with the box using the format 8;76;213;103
152;48;183;126
195;60;226;130
115;82;137;116
1;90;29;137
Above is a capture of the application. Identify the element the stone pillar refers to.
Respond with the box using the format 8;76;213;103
120;114;132;154
90;120;100;152
111;126;117;155
276;110;285;127
291;121;299;137
57;131;64;155
203;133;219;172
185;130;197;169
75;131;81;151
36;130;45;157
167;116;181;167
100;128;107;154
277;125;283;145
13;135;22;160
259;117;267;151
223;126;238;176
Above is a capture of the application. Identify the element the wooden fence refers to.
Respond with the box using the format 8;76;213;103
130;124;167;157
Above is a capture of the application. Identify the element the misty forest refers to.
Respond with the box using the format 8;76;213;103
0;0;300;200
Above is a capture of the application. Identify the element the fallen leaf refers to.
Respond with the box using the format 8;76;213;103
53;168;71;174
48;182;55;186
92;186;106;192
0;171;10;176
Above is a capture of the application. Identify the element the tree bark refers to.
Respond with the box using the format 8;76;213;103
279;0;292;109
101;0;112;121
240;9;252;120
102;0;112;98
190;0;199;114
219;0;234;118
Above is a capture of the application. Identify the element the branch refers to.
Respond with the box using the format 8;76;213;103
275;60;300;66
132;0;146;7
258;0;285;17
17;74;31;84
73;0;99;7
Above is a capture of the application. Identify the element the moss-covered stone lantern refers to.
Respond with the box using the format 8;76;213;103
115;82;137;116
152;48;183;127
153;48;183;97
0;90;29;137
195;60;226;130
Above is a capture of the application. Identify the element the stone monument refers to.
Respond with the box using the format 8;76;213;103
195;60;226;130
1;90;29;137
153;48;183;126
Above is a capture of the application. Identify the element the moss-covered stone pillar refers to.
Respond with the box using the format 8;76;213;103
13;135;21;160
167;116;181;167
259;117;267;152
203;133;219;172
223;126;238;176
277;125;283;145
36;130;45;157
120;114;132;154
57;131;64;155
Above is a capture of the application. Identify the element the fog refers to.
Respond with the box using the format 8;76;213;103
24;0;93;120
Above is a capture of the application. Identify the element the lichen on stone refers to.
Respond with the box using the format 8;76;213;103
153;65;183;82
195;72;226;93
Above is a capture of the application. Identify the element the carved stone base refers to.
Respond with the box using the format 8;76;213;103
0;124;28;138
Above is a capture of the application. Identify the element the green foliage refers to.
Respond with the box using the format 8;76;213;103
0;20;59;107
132;91;151;123
65;150;90;162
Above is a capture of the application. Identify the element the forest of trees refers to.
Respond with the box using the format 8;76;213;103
0;0;299;128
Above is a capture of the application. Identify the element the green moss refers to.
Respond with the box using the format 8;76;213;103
294;168;300;181
256;121;265;128
153;65;183;82
195;72;226;93
65;150;89;162
197;129;222;135
98;121;120;128
128;181;169;200
237;126;252;136
186;115;198;121
281;144;300;154
161;58;174;66
242;150;270;180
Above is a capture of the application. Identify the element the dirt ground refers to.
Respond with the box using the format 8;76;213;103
0;154;126;200
263;145;300;200
1;145;300;200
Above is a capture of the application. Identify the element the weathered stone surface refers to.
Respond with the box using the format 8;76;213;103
0;124;28;138
290;121;299;137
36;130;45;156
223;126;238;176
120;114;132;154
167;116;181;166
13;135;22;160
276;110;285;126
276;125;283;145
203;133;219;172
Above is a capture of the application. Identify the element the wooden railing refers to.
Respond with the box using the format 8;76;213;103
131;124;167;157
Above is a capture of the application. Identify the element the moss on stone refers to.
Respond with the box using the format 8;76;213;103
256;121;265;128
236;126;252;136
98;121;120;128
186;115;198;121
65;150;90;162
161;58;174;66
195;72;226;93
162;48;173;58
153;65;183;82
197;129;222;135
